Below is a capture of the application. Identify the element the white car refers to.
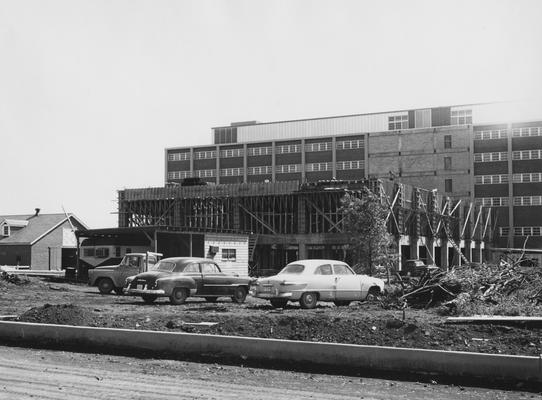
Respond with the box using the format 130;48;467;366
250;259;385;309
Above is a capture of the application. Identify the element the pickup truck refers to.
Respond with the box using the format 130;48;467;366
88;252;161;294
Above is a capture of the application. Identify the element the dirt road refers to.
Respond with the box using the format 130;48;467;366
0;346;534;400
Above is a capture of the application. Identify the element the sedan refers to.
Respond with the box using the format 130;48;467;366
250;259;385;309
124;257;251;304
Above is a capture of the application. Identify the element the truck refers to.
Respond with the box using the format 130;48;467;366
88;252;162;294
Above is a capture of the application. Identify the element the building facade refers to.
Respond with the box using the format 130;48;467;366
165;102;542;251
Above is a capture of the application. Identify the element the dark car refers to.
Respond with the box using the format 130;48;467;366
124;257;251;305
402;259;439;276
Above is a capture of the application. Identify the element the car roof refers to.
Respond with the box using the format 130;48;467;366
286;259;349;270
160;257;216;265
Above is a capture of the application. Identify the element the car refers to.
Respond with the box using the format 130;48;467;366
401;259;439;277
124;257;251;305
88;252;161;295
249;259;385;309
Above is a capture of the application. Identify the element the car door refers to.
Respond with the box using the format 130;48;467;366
201;262;229;296
333;264;363;301
311;264;335;301
182;262;204;293
119;255;141;285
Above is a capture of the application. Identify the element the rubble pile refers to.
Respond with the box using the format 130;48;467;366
0;270;29;285
398;262;542;316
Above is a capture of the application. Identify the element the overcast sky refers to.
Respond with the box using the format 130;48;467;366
1;0;541;228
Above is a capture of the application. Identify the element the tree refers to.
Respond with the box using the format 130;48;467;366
340;188;396;276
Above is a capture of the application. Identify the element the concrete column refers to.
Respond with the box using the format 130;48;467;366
298;242;307;260
215;145;220;184
301;138;306;183
272;141;276;182
410;241;419;261
440;241;449;271
243;143;248;183
507;122;514;247
332;136;337;178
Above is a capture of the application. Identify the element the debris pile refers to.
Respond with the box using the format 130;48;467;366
0;270;29;285
397;263;542;316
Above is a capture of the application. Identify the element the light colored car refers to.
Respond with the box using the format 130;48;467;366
250;259;385;309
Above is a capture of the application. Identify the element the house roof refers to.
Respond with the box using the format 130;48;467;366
0;213;87;245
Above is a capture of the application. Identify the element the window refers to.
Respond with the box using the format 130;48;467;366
451;109;472;125
473;152;508;162
276;164;301;174
125;255;140;267
95;248;110;258
194;150;217;160
336;160;364;170
305;142;332;152
314;264;333;275
512;127;542;137
2;225;9;237
194;169;216;178
512;173;542;183
168;152;191;161
444;157;452;170
445;179;453;193
202;263;220;273
247;166;273;175
475;197;509;206
444;135;452;149
275;144;301;154
333;264;353;275
474;174;509;184
279;264;305;274
184;263;200;273
306;162;332;172
336;139;364;150
388;115;408;130
219;168;243;177
247;146;272;156
501;226;542;236
168;171;192;180
221;249;236;261
115;247;121;257
512;149;542;160
513;196;542;206
219;148;244;158
83;248;95;257
474;129;508;140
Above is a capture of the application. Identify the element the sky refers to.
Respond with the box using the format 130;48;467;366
1;0;541;228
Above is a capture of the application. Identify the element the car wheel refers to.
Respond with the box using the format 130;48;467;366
170;287;189;305
205;297;218;303
141;294;157;304
114;287;124;295
299;292;318;309
231;286;247;304
333;300;351;307
270;299;288;308
367;286;381;300
97;278;114;294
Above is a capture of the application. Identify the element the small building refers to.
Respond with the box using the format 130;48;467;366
0;209;87;270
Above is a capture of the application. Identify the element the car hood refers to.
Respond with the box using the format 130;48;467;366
94;265;120;271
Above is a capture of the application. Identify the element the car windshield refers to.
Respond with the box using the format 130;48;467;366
279;264;305;274
155;261;176;272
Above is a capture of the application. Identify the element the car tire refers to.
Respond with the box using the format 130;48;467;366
114;287;124;295
205;297;218;302
333;300;351;307
170;287;189;305
367;286;381;300
97;278;114;294
270;299;288;308
141;294;157;304
299;292;318;309
231;286;247;304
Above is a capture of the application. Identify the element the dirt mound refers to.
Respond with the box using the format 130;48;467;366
0;271;30;286
18;304;100;326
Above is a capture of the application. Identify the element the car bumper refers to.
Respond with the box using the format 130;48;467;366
125;288;166;296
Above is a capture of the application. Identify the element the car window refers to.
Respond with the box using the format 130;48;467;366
125;255;140;268
183;263;201;273
201;263;220;274
155;261;175;272
314;264;332;275
279;264;305;274
333;264;353;275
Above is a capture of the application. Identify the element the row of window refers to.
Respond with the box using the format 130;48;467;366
476;196;542;207
451;109;472;125
474;129;508;140
513;150;542;160
168;160;366;179
388;115;408;130
500;226;542;236
474;173;542;184
168;152;191;161
473;152;507;162
512;127;542;137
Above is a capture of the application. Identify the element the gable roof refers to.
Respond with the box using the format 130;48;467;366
0;213;88;245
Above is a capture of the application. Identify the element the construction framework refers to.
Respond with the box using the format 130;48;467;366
117;179;495;273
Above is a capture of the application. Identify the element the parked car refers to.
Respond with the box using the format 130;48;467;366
124;257;251;304
88;252;161;294
401;259;439;277
249;259;385;309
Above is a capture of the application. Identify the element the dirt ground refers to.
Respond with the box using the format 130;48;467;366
1;277;541;356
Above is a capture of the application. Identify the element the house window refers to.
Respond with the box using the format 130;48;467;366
445;179;453;193
2;225;9;237
444;135;452;149
451;109;472;125
388;115;408;130
83;248;95;257
115;247;121;257
221;248;236;261
95;248;110;258
444;157;452;170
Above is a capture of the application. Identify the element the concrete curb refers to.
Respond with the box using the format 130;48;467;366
0;321;540;383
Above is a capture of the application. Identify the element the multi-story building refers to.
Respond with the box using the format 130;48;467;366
165;101;542;252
